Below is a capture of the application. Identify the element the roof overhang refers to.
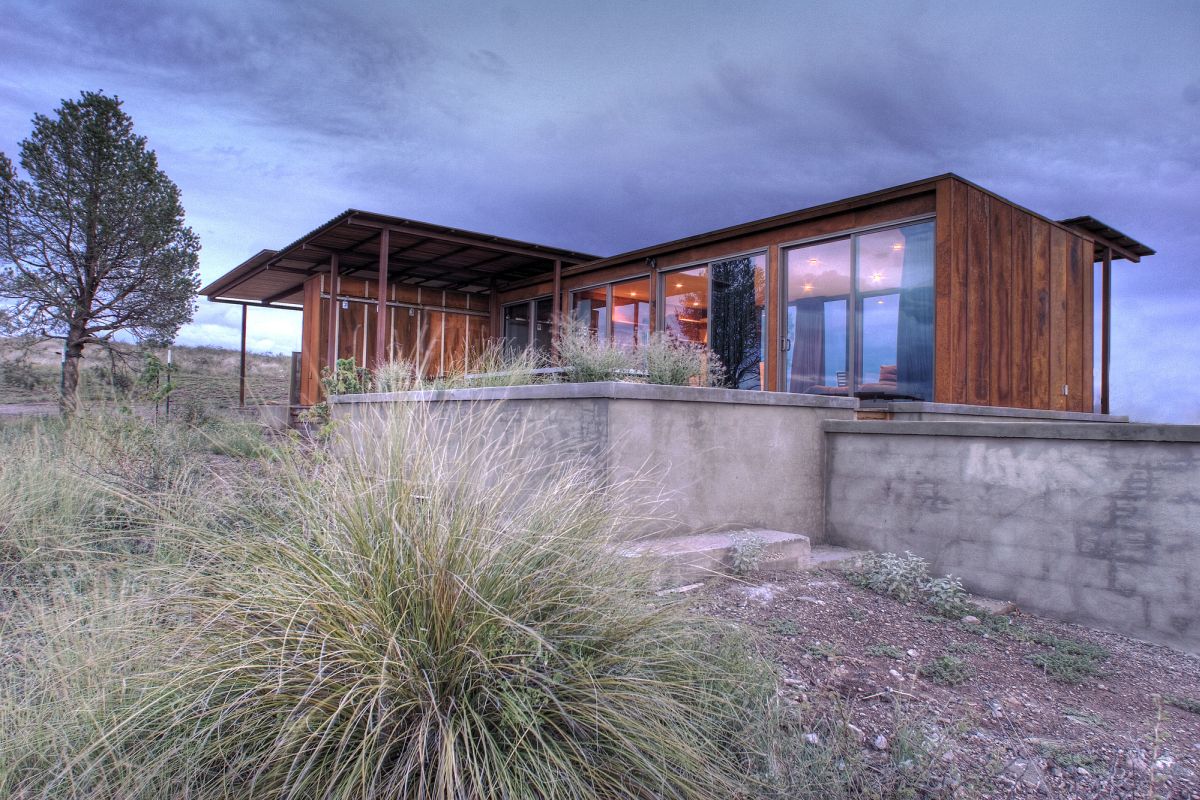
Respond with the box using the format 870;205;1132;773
200;210;600;306
1058;216;1155;263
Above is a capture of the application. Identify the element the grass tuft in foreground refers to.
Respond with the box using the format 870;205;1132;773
52;402;775;799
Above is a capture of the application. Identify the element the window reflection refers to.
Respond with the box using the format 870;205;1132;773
783;221;934;400
661;254;766;390
611;277;650;348
571;287;609;339
785;239;851;394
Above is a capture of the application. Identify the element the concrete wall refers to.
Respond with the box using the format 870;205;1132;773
871;401;1128;424
331;382;857;540
825;420;1200;652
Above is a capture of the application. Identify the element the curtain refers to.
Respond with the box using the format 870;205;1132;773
896;223;935;399
790;298;826;392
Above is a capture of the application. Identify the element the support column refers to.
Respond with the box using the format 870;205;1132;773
238;304;248;408
374;229;390;368
550;259;562;353
488;280;501;339
326;254;340;379
1101;246;1112;415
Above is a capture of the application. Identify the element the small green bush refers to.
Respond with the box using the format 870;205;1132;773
730;533;767;575
848;551;929;602
919;655;974;686
1026;650;1105;684
866;643;905;660
1165;695;1200;715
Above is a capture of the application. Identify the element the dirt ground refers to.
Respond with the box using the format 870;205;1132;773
695;569;1200;799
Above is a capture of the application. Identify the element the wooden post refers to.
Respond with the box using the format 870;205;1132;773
326;254;340;379
489;280;501;339
374;229;390;367
1100;246;1112;415
238;304;248;408
550;259;562;353
646;257;657;335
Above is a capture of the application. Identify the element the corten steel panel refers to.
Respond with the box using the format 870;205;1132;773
1011;214;1034;408
1049;226;1070;411
989;200;1013;407
965;187;991;406
933;179;956;403
300;276;322;406
1067;235;1085;412
1082;256;1094;412
1031;219;1052;409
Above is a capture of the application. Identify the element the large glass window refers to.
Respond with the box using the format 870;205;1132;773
504;297;555;353
571;287;609;339
783;220;934;399
611;277;651;349
660;253;766;390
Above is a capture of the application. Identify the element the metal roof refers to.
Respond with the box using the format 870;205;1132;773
200;210;600;306
1058;216;1155;262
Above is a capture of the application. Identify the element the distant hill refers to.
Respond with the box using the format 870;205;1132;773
0;337;292;409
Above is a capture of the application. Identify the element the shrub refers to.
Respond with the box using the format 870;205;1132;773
640;332;724;386
730;533;767;575
919;655;974;686
848;551;930;603
553;316;636;382
68;402;775;799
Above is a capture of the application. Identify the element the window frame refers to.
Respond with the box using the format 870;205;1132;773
778;215;936;397
568;275;651;341
502;295;553;350
655;248;768;343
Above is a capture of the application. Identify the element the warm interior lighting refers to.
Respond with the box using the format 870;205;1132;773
807;257;819;266
891;242;904;251
675;282;683;288
803;282;814;293
870;271;884;283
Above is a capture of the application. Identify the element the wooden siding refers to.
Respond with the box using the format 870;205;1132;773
933;178;1094;411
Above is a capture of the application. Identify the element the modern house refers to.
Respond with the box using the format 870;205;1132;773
200;174;1153;413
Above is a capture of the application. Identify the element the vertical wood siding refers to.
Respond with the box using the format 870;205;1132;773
934;178;1094;411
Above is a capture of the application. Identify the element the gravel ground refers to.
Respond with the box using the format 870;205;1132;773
694;569;1200;799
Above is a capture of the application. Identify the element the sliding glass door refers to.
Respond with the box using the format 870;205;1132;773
782;220;934;399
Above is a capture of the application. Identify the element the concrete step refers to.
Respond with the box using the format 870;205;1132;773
621;529;811;588
808;545;867;568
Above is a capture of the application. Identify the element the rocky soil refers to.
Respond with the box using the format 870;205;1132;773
695;569;1200;799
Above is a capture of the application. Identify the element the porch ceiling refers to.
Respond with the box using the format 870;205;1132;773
200;210;600;306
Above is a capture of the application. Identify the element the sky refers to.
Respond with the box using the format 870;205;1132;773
0;0;1197;421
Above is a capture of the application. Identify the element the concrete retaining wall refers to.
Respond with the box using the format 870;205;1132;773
825;420;1200;652
330;382;857;540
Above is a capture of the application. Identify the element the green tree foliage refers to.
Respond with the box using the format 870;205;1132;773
0;91;200;413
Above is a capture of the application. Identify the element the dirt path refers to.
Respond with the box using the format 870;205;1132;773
697;569;1200;799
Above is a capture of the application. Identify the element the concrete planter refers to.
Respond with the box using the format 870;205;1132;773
329;381;857;540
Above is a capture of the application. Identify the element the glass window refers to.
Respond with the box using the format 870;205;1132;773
710;255;766;389
784;239;852;394
661;255;766;390
661;267;708;346
571;287;609;339
611;277;650;349
782;220;934;399
533;297;554;351
503;302;530;355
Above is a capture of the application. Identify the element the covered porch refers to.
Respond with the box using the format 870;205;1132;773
199;210;596;409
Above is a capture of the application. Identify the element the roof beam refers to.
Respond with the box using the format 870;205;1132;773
344;216;565;262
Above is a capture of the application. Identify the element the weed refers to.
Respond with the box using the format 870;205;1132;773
553;316;637;382
848;551;929;602
919;613;947;625
805;641;839;661
847;605;868;622
769;619;802;637
1063;708;1108;728
1164;695;1200;715
924;574;971;618
946;641;983;655
866;643;905;660
1026;650;1105;684
1037;741;1101;771
730;533;767;575
640;331;723;386
919;655;975;686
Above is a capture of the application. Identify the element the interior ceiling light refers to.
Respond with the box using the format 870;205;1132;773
871;271;884;283
675;282;683;288
803;282;814;293
807;257;819;266
892;242;904;251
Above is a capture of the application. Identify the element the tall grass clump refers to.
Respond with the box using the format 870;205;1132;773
70;400;774;799
553;316;637;382
641;331;725;387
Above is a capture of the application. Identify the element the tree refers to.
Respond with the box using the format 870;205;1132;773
0;91;200;413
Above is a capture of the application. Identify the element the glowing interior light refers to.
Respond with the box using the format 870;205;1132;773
803;282;814;293
892;242;904;251
675;282;683;288
876;299;885;304
807;257;819;266
870;271;884;283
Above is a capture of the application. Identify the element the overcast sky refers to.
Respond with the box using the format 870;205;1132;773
1;0;1197;421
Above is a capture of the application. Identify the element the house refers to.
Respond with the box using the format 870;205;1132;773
199;174;1153;413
